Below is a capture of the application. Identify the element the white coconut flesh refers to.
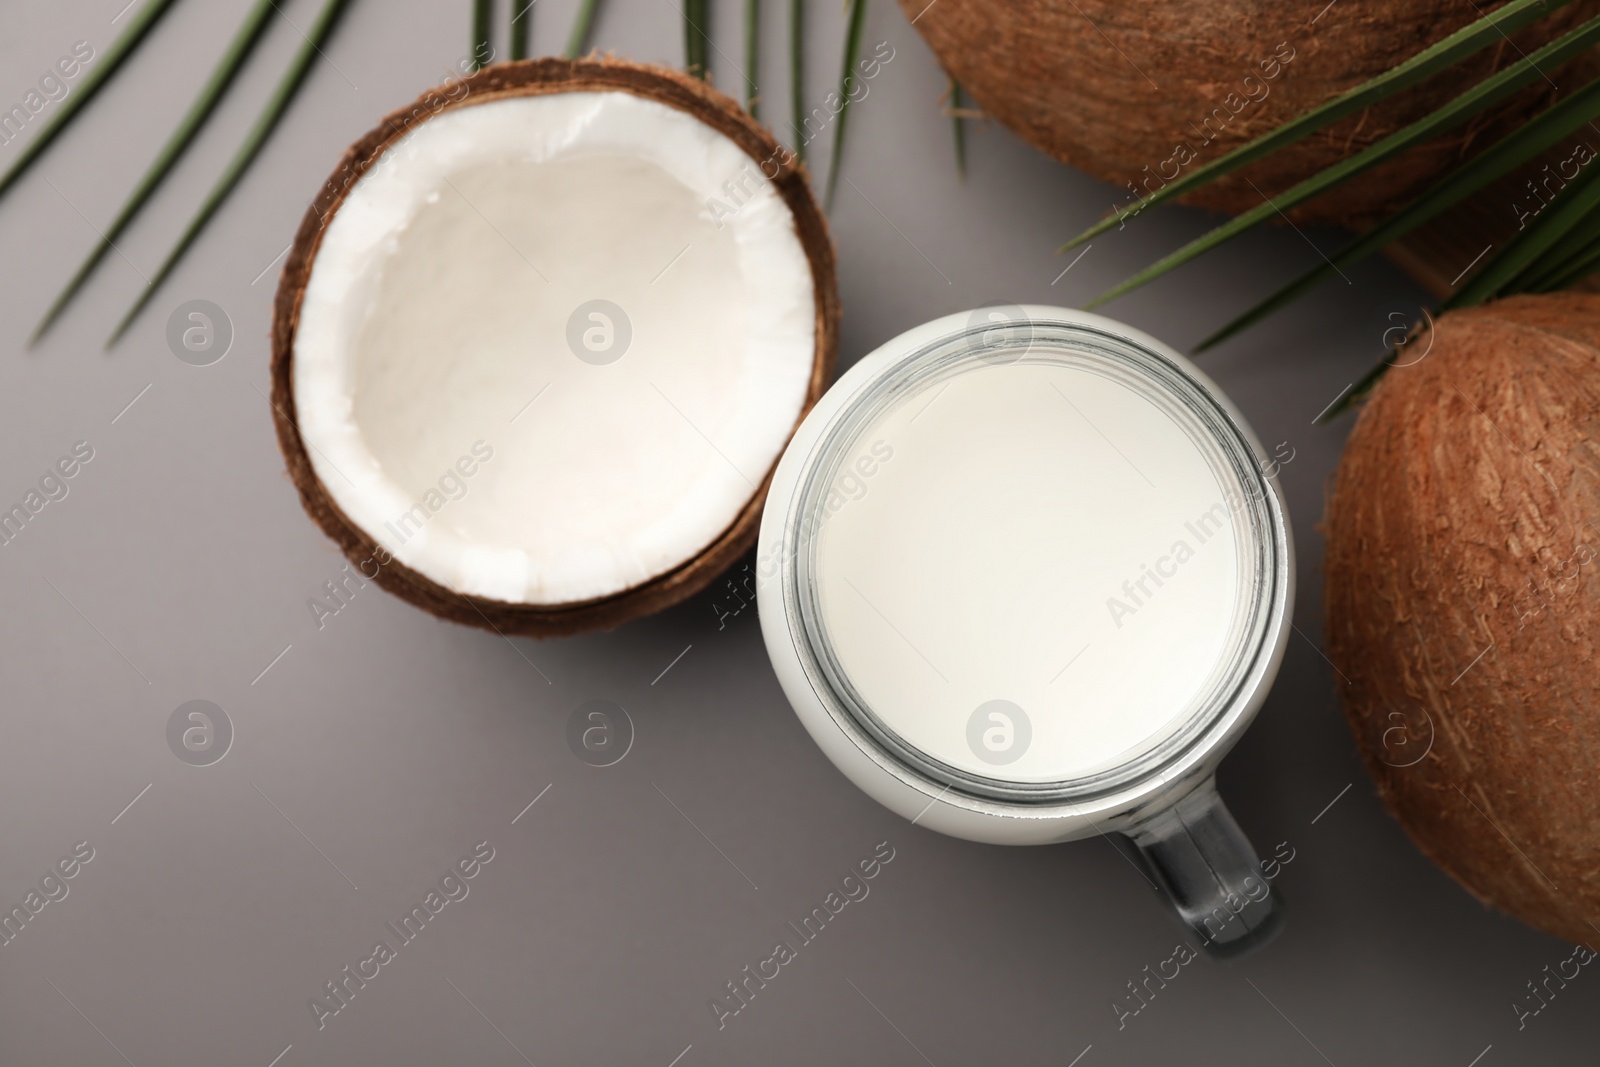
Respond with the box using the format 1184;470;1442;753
293;91;817;605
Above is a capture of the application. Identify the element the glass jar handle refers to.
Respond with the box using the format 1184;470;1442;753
1125;778;1285;959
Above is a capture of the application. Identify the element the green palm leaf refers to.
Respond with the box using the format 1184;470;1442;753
109;0;356;346
790;0;805;162
1446;163;1600;306
1316;354;1399;425
32;0;279;344
1061;0;1580;251
471;0;492;71
685;0;710;79
510;0;533;61
824;0;867;208
1507;182;1600;290
0;0;185;205
1086;12;1600;310
1532;234;1600;290
564;0;601;58
1202;72;1600;357
745;0;761;116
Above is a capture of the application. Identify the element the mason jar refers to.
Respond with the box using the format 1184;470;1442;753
756;305;1293;957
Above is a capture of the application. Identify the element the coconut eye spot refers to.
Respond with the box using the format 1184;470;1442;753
292;90;818;607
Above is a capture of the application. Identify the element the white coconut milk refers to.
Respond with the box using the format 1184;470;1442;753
812;359;1253;784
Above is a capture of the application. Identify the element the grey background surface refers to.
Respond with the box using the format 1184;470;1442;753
0;2;1591;1065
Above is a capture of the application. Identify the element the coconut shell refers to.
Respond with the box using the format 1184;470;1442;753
270;58;839;637
901;0;1600;228
1325;293;1600;944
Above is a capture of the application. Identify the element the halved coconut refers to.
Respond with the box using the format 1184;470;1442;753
271;58;838;636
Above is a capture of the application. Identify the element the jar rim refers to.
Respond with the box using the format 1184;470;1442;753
780;316;1287;805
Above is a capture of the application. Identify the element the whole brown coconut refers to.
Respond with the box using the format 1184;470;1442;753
1325;293;1600;944
901;0;1599;227
271;58;839;637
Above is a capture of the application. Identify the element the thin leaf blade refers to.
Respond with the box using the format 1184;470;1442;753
510;0;533;61
1506;170;1600;290
564;0;600;58
109;0;357;345
685;0;710;80
32;0;279;344
1062;0;1580;250
745;0;760;116
0;0;186;205
1087;12;1600;309
824;0;867;208
471;0;492;71
1533;236;1600;290
1315;352;1400;424
1447;162;1600;306
1200;73;1600;354
789;0;805;161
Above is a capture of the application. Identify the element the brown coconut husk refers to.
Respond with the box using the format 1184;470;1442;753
901;0;1600;228
270;57;840;637
1325;293;1600;944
